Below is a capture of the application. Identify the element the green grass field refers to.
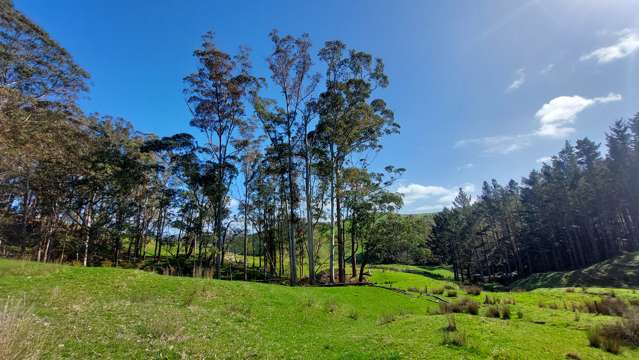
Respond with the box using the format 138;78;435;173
1;259;638;359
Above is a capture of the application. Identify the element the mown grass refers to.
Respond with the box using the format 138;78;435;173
1;259;638;359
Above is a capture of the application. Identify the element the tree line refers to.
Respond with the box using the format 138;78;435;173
1;1;433;284
430;118;639;283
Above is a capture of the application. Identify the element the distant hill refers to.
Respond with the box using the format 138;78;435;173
511;251;639;290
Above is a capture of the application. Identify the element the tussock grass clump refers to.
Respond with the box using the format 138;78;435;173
439;298;480;315
584;296;627;316
443;285;456;290
463;285;481;296
484;295;498;305
377;313;397;325
1;298;43;360
181;289;198;307
486;305;500;318
565;352;581;359
432;288;444;295
442;330;467;347
324;298;339;314
517;309;524;319
587;312;639;354
501;306;511;320
347;309;359;320
441;314;468;347
565;287;575;293
445;314;457;332
407;287;419;293
502;298;516;305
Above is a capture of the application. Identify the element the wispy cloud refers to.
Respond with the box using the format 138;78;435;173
581;29;639;64
455;134;534;154
397;183;475;213
506;68;526;92
457;163;475;171
535;93;622;137
540;63;554;75
456;92;622;153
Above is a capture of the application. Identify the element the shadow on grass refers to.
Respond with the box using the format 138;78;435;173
512;252;639;290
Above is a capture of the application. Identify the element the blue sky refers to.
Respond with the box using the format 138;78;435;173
16;0;639;213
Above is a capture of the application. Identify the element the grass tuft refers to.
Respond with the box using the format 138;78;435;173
463;285;481;296
0;298;43;360
486;305;500;318
377;313;397;326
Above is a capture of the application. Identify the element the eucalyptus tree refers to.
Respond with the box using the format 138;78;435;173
315;41;399;282
184;32;257;278
352;166;404;282
0;0;89;107
236;123;262;280
254;30;319;285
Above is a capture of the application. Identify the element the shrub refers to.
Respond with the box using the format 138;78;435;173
446;290;458;298
463;286;481;296
486;305;500;318
501;306;511;320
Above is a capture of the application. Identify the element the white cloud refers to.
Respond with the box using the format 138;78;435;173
581;29;639;64
457;163;475;171
455;134;533;154
506;68;526;92
228;198;240;211
456;92;622;153
540;64;554;75
397;183;475;213
535;93;622;137
536;156;552;164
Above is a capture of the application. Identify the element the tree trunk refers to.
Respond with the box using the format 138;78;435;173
286;130;297;285
336;166;345;283
243;185;249;281
304;131;315;284
329;145;335;283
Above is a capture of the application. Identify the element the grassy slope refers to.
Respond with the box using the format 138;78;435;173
1;259;638;359
512;252;639;290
